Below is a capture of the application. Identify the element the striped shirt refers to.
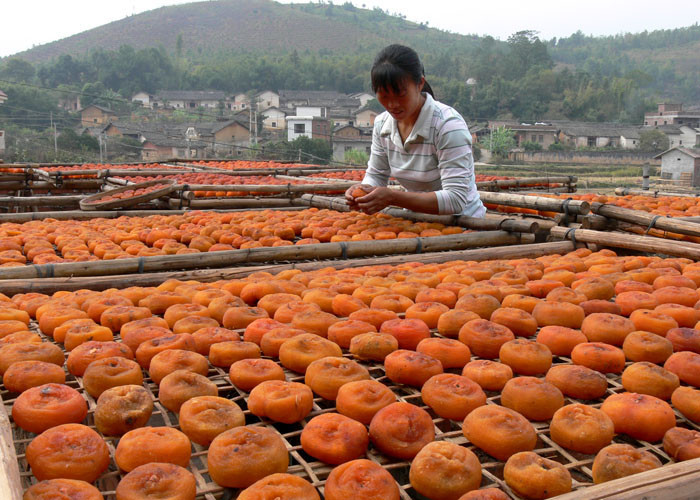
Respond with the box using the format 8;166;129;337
362;93;485;217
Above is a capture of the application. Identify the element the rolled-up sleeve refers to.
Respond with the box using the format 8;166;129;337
433;116;482;216
362;118;391;187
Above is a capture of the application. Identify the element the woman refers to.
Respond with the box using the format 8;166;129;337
345;44;485;217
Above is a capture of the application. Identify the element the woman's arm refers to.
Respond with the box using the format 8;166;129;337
431;115;483;216
346;116;391;208
353;187;439;215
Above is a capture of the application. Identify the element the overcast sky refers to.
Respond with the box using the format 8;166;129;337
2;0;699;58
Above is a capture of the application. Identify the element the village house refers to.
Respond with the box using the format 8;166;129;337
58;94;81;112
0;89;7;105
644;103;700;128
79;105;116;126
286;116;331;143
261;107;287;130
489;121;560;149
255;90;279;111
140;132;203;161
279;90;362;121
151;90;228;110
131;91;153;108
652;124;700;149
553;121;643;149
332;124;372;162
655;146;700;186
232;92;249;111
348;92;375;108
354;108;378;128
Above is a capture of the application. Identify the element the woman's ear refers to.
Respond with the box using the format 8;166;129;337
419;76;426;91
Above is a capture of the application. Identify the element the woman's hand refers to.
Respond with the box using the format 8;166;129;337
354;187;395;215
345;184;377;210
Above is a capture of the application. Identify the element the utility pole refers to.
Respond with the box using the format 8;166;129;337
98;134;103;163
254;96;258;146
51;112;57;154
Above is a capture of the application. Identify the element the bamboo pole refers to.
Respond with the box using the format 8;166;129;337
0;240;569;295
180;182;354;193
297;194;542;233
476;176;576;190
614;187;700;198
0;231;532;281
0;174;32;182
478;191;590;215
170;198;297;209
550;226;700;259
97;167;206;177
0;195;84;207
591;202;700;238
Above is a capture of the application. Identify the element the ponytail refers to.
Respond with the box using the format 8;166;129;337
422;80;435;99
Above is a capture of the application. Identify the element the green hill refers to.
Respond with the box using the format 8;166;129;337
9;0;482;63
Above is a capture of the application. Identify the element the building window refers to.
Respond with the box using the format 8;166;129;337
345;146;353;152
587;137;596;147
680;140;683;145
366;147;371;154
633;140;636;145
538;135;544;143
294;123;305;134
271;122;277;128
531;135;537;142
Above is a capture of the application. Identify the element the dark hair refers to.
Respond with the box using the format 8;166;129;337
371;44;435;98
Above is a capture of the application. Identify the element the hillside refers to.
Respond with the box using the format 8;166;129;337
9;0;482;63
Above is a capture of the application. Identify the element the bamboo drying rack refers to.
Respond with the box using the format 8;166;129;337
0;230;534;282
0;241;573;296
1;244;699;500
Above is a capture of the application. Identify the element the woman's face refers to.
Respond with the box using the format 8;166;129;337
375;76;425;123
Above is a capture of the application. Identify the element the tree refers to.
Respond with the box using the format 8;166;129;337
57;129;99;153
1;58;35;82
488;126;516;159
521;140;542;151
176;34;184;58
344;148;368;166
290;136;332;164
639;129;669;152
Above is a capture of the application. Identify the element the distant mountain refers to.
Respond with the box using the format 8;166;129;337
9;0;483;63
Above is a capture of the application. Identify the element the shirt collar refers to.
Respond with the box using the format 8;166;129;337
379;92;434;144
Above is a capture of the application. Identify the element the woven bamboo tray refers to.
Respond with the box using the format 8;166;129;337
79;179;178;211
1;313;699;500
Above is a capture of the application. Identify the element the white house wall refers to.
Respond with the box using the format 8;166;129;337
668;127;699;148
661;151;696;180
